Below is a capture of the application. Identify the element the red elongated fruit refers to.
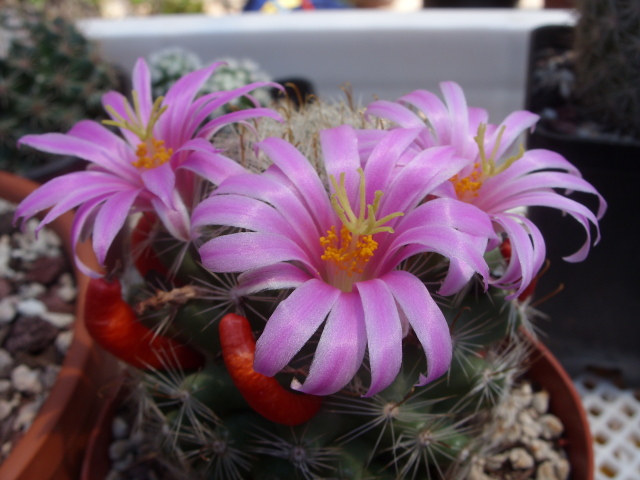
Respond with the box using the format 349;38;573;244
131;213;170;278
219;313;322;426
84;276;204;370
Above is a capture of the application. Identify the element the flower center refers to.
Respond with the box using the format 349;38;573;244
449;123;525;202
133;138;173;169
450;163;482;199
103;91;173;169
320;168;403;292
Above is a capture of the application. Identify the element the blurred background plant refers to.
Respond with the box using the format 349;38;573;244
148;47;273;110
0;2;121;178
572;0;640;139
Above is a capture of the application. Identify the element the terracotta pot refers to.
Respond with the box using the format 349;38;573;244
0;171;121;480
523;332;594;480
81;335;594;479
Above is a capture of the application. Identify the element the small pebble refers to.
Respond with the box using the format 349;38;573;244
0;348;13;376
0;379;12;394
112;415;130;440
509;447;535;470
0;297;17;324
16;298;47;317
55;330;74;355
531;390;550;415
539;414;564;440
40;364;61;390
519;409;542;439
13;398;43;431
485;452;508;471
11;364;43;394
55;273;77;302
18;282;47;299
0;398;15;421
42;311;74;329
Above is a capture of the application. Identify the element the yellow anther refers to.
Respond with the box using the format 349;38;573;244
132;138;173;169
320;167;402;284
321;226;378;276
450;162;482;199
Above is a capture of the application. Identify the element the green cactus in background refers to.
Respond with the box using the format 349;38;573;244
0;7;120;176
573;0;640;138
148;47;273;112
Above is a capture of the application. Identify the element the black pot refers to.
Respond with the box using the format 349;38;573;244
525;25;640;385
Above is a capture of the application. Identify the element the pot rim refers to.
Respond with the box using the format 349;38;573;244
0;170;119;480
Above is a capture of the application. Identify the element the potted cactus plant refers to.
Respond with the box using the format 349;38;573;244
0;6;122;182
525;0;640;382
13;58;603;479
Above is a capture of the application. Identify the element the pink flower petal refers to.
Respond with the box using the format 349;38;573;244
199;232;316;274
254;279;340;376
293;292;366;395
235;263;312;296
383;270;452;385
92;188;141;266
356;279;403;397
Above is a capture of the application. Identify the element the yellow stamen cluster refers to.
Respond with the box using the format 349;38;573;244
450;123;526;201
102;91;172;170
320;225;378;276
320;168;403;289
133;139;174;169
450;162;482;198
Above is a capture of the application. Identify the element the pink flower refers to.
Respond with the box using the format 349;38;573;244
365;82;606;298
193;125;493;396
14;58;281;275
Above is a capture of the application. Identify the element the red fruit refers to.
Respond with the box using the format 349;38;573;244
219;313;322;426
131;213;169;278
84;276;203;370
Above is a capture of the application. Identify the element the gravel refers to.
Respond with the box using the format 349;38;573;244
0;198;76;464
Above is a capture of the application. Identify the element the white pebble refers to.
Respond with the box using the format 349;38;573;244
18;282;46;299
42;311;74;328
55;330;74;355
40;365;61;390
112;415;130;440
13;398;43;431
0;236;13;278
532;390;550;415
55;273;77;302
539;414;564;439
509;447;535;469
11;364;43;394
0;296;17;324
0;348;13;375
0;398;16;421
16;298;47;317
0;379;12;394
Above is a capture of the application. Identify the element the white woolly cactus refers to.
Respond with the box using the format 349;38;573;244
148;47;273;111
